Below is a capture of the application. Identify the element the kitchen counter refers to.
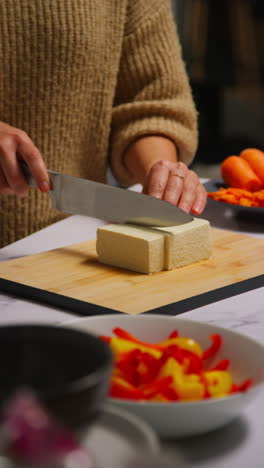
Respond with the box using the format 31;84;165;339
0;184;263;467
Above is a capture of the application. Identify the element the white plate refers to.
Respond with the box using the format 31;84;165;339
86;405;161;468
64;315;264;439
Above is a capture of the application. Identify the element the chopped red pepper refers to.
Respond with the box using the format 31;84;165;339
113;327;162;350
160;386;179;401
159;345;203;374
180;349;203;374
231;383;239;393
110;377;144;400
199;372;211;398
116;349;160;386
158;345;179;367
168;330;179;339
236;378;253;392
136;352;159;384
231;379;253;394
211;359;229;371
202;334;222;360
116;349;142;386
141;376;173;399
103;327;252;402
99;335;111;344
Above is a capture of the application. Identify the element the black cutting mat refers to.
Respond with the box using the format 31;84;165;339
0;274;263;317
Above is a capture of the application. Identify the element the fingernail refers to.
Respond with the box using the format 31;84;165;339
193;204;202;215
39;181;50;192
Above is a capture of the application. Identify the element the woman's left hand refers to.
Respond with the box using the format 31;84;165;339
143;160;207;215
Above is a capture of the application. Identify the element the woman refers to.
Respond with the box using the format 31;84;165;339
0;0;207;247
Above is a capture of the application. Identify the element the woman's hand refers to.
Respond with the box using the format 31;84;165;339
123;136;207;215
144;160;207;215
0;122;49;196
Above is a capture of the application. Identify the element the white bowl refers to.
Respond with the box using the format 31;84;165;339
64;315;264;439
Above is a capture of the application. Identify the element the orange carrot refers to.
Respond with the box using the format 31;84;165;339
221;155;263;192
240;148;264;185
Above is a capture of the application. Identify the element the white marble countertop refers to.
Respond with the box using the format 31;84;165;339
0;183;263;467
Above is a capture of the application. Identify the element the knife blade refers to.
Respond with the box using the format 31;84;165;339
21;162;193;227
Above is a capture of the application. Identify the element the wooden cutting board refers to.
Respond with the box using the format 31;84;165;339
0;228;263;315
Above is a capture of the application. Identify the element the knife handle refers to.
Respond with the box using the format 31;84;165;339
20;160;53;190
20;160;37;187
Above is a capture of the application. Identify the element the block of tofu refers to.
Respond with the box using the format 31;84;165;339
96;218;212;274
158;218;212;270
96;224;165;274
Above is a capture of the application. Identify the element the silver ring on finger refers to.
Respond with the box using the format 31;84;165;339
171;173;185;180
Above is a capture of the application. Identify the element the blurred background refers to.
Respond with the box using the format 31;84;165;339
171;0;264;179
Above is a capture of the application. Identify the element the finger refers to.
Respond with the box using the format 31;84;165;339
191;184;208;215
15;132;50;192
177;170;199;212
163;164;188;205
162;173;183;205
0;166;13;195
0;138;29;196
146;161;170;199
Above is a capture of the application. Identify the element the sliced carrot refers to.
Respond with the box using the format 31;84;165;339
221;155;263;192
239;198;254;207
254;190;264;207
224;187;253;198
208;187;264;207
220;194;238;204
240;148;264;185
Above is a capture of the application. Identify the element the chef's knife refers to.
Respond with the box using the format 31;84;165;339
21;162;193;227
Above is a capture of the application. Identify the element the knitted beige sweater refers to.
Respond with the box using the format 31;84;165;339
0;0;197;247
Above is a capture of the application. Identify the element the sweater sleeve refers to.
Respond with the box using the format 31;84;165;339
109;0;198;186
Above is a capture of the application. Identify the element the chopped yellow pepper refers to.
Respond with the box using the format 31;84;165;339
110;337;162;359
174;379;205;401
204;371;232;397
104;327;253;403
158;357;184;380
158;357;205;401
159;337;203;358
184;374;201;383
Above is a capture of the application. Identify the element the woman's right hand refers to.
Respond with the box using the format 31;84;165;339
0;122;50;196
